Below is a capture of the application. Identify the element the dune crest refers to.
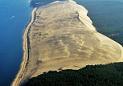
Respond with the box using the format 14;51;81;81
12;1;123;86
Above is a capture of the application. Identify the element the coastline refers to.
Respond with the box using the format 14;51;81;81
11;8;37;86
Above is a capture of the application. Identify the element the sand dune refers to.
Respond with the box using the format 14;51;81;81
12;1;123;86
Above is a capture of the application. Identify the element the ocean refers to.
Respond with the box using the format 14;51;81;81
0;0;123;86
0;0;32;86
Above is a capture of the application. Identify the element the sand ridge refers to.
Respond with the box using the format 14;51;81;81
11;8;37;86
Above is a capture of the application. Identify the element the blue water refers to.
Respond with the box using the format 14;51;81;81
0;0;123;86
0;0;32;86
76;0;123;45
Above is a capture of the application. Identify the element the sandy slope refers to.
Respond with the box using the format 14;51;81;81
12;0;123;86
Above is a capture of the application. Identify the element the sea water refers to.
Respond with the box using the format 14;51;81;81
0;0;32;86
76;0;123;45
0;0;123;86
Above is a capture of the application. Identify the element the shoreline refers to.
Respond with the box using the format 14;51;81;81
11;8;37;86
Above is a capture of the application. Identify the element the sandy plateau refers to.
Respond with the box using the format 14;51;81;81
12;1;123;86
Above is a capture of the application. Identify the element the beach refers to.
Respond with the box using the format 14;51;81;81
11;8;37;86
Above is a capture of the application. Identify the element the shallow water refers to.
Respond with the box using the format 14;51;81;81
0;0;123;86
